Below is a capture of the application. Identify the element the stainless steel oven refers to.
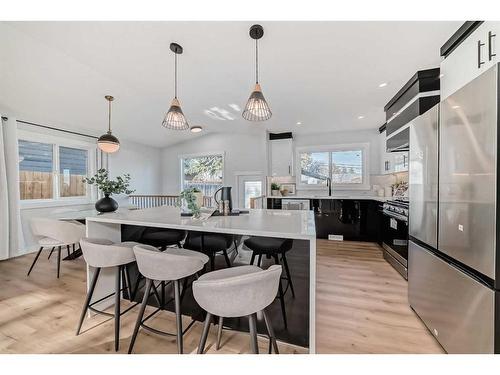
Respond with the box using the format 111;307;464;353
382;199;409;279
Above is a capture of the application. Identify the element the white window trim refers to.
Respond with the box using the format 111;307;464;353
18;129;98;209
295;143;370;191
178;151;225;192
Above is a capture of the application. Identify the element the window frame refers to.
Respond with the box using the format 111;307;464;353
295;143;370;191
178;151;225;193
18;129;98;209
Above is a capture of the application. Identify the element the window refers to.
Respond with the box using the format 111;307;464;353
180;153;224;197
297;143;369;190
18;131;95;205
243;181;262;209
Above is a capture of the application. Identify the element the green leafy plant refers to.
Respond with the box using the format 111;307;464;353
271;182;280;190
176;188;201;217
84;168;135;196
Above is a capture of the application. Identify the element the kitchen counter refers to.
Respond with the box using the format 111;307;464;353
267;195;390;202
85;206;317;352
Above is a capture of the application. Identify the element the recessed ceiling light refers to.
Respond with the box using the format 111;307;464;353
190;126;203;133
296;121;302;125
358;115;365;120
378;82;388;88
439;73;444;78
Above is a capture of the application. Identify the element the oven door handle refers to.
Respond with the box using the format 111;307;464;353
382;209;408;222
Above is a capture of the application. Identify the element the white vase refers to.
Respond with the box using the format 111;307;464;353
193;192;204;207
271;190;280;196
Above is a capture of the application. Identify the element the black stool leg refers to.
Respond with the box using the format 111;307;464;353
114;265;121;351
174;279;183;354
56;246;62;278
250;252;256;265
216;316;224;350
123;265;133;301
281;252;295;298
128;278;152;354
27;247;44;276
47;246;55;260
222;249;231;268
257;254;263;267
262;309;279;354
76;267;101;335
210;254;215;271
273;254;288;329
248;313;259;354
66;245;71;258
197;312;212;354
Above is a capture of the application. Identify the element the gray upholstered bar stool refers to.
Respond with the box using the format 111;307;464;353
128;244;209;354
76;238;141;351
193;265;282;354
28;218;85;278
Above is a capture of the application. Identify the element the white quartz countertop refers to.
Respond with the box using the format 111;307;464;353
267;195;389;202
85;206;316;240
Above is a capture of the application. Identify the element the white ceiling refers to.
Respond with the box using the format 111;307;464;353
0;21;461;148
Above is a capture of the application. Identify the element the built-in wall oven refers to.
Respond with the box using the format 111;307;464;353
381;199;409;279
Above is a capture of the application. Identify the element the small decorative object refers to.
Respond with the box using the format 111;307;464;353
191;188;204;208
223;200;230;216
280;183;296;196
177;188;201;218
85;169;134;213
271;182;281;196
392;181;409;197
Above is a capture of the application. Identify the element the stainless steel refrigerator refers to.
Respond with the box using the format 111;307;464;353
408;64;499;354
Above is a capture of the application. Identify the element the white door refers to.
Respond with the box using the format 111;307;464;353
236;174;264;209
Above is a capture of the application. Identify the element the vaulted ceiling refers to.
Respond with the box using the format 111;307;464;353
0;21;461;148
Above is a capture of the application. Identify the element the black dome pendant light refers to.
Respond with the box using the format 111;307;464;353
242;24;272;122
97;95;120;153
162;42;189;130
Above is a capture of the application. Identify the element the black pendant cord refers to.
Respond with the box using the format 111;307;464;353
108;99;112;134
255;38;259;84
174;52;178;99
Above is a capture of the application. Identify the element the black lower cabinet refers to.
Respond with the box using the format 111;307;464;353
312;199;382;241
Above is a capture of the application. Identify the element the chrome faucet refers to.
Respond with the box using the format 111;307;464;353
326;177;332;196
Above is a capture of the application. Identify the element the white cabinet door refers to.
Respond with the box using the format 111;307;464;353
379;130;394;174
270;138;293;176
441;22;500;100
393;152;409;173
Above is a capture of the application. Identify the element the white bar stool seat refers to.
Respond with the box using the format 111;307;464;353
193;264;282;354
128;244;207;354
76;238;141;352
28;218;85;278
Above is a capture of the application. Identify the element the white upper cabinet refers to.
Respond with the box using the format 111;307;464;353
441;22;500;100
379;129;393;174
270;138;294;176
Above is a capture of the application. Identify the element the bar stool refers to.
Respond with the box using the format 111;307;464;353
28;218;85;278
128;244;209;354
194;264;282;354
140;227;186;250
76;238;141;351
243;236;295;329
183;231;234;270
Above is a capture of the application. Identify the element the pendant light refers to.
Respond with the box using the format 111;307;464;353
242;24;272;122
162;43;189;130
97;95;120;153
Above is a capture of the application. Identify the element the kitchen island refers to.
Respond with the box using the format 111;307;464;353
85;206;317;352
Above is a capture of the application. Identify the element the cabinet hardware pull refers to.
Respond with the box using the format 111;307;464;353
478;40;485;68
288;165;291;174
488;31;496;61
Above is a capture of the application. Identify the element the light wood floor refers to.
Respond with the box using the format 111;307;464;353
0;240;443;354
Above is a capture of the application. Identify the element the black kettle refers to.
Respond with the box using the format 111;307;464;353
214;186;233;211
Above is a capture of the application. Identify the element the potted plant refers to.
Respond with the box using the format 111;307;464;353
191;187;204;208
85;168;135;213
176;188;201;218
271;182;281;196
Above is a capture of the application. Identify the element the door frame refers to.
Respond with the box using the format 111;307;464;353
234;171;265;209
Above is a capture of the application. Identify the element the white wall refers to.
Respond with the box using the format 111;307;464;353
161;132;268;195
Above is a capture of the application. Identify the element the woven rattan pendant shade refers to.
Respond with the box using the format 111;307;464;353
162;98;189;130
242;83;272;121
